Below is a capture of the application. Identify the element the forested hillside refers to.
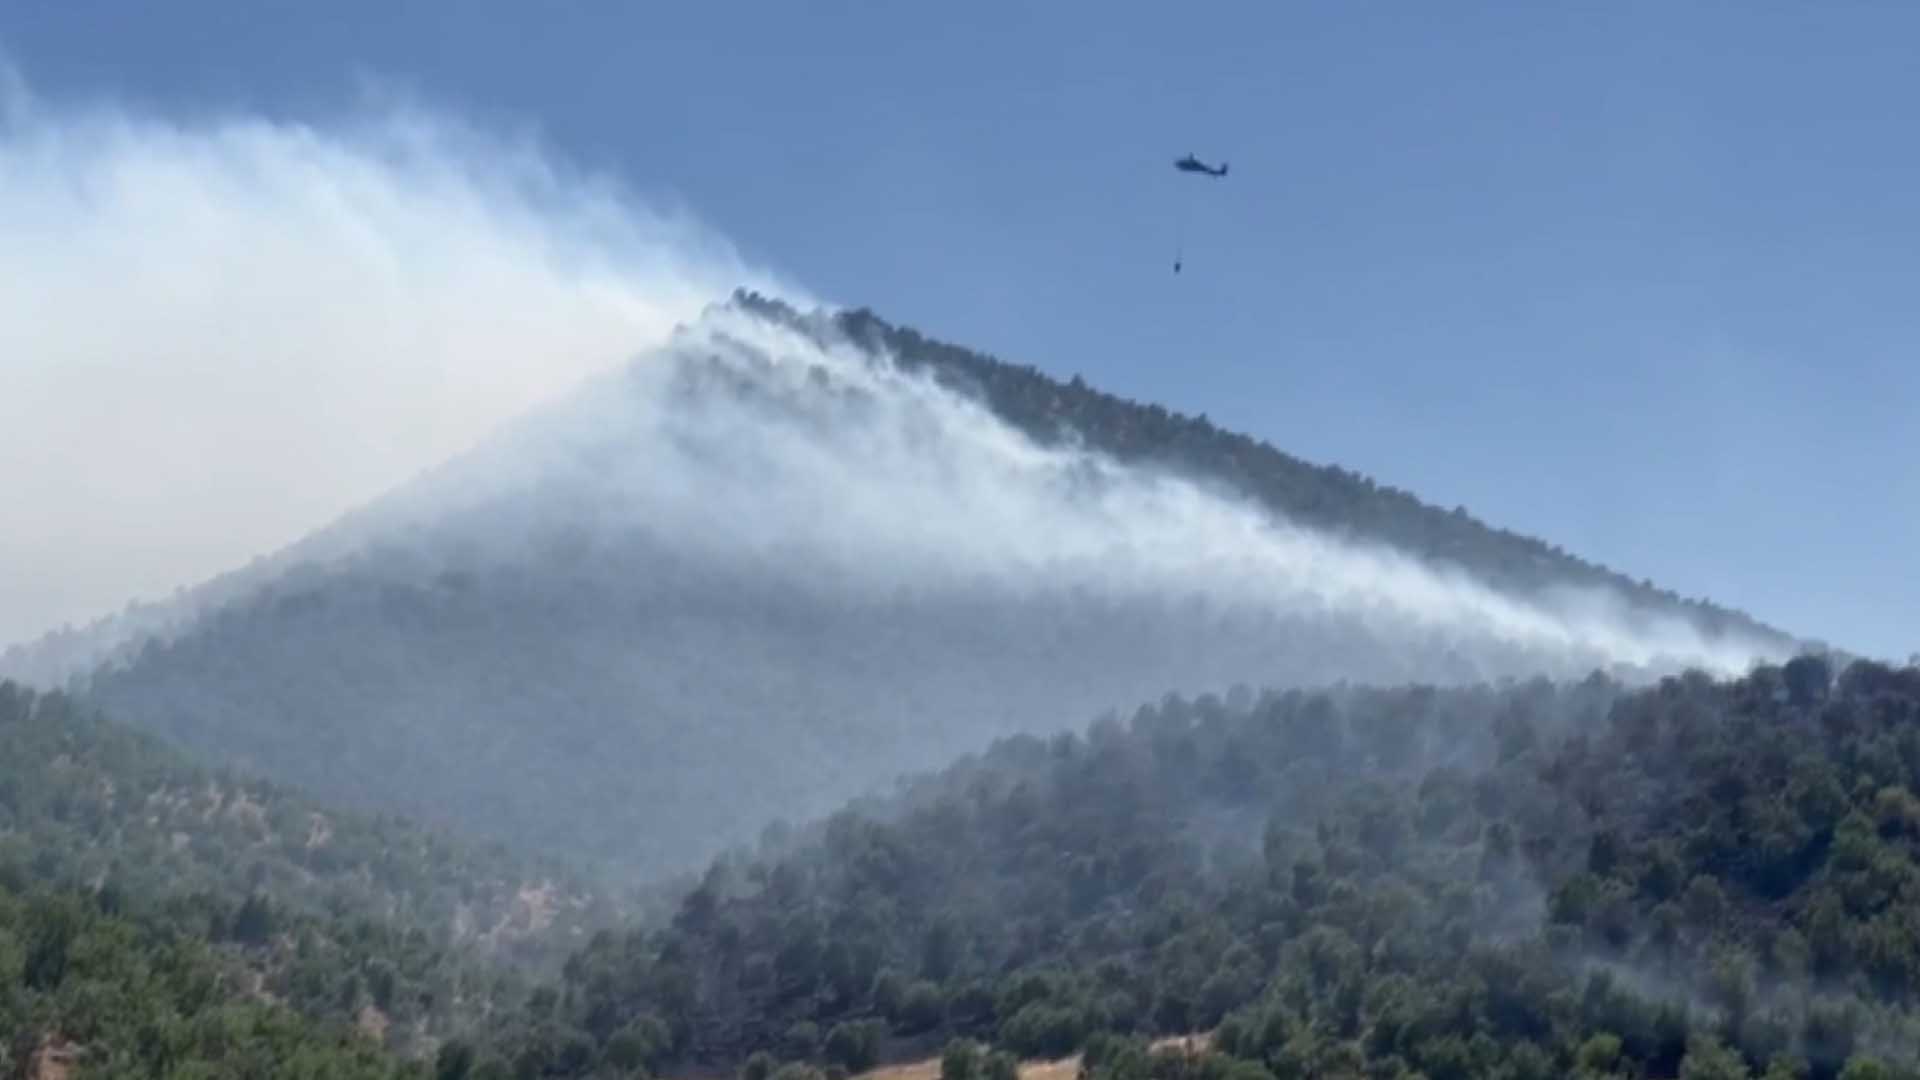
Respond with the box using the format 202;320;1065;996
456;654;1920;1080
50;297;1787;888
0;681;609;962
0;880;424;1078
0;680;616;1065
14;652;1916;1080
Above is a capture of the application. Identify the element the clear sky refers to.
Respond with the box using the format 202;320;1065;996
3;2;1914;659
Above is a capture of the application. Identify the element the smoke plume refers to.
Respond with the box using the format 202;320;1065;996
1;82;1780;688
0;81;788;648
371;301;1784;680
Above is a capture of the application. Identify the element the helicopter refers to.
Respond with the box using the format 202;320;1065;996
1174;153;1228;178
1171;154;1229;272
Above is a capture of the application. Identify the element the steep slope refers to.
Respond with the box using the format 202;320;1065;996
474;655;1920;1080
801;295;1787;650
31;297;1789;881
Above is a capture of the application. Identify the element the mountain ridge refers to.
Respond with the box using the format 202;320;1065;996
5;293;1795;691
7;295;1798;885
737;291;1791;652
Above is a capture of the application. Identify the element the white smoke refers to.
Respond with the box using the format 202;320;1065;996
380;302;1785;679
0;80;794;649
0;82;1782;687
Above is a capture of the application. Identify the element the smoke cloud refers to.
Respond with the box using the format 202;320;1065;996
1;82;1782;688
371;301;1783;681
0;81;790;647
0;84;1798;873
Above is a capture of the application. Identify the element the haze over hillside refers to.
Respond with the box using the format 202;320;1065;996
2;288;1794;881
482;653;1920;1080
0;87;1802;885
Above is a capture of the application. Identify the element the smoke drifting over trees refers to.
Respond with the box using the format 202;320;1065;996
4;84;1909;1080
2;286;1788;879
0;87;1799;899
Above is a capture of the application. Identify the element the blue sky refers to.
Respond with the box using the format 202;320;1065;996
4;2;1914;658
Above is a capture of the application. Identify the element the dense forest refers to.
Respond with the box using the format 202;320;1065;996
20;653;1920;1079
0;877;431;1078
0;680;617;1068
448;653;1920;1080
0;298;1856;1079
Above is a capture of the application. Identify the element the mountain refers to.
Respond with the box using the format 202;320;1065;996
6;641;1906;1079
9;295;1794;882
468;653;1920;1080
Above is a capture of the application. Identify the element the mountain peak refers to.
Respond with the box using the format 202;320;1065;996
19;298;1793;879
